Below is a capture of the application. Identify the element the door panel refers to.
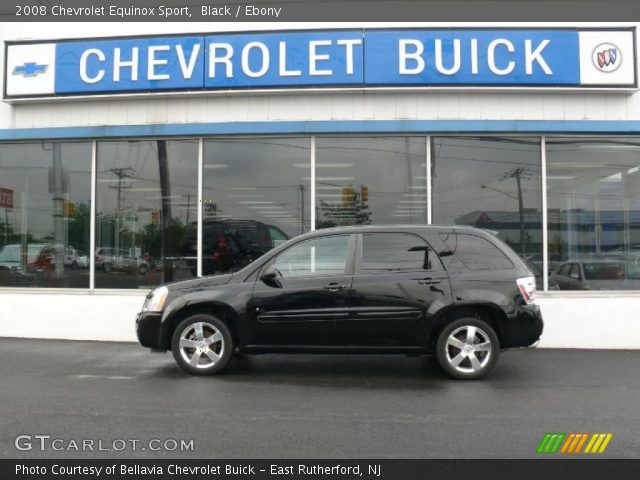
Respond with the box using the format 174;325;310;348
248;234;355;346
343;233;452;347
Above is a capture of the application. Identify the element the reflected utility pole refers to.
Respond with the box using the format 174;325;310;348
510;168;526;255
481;168;527;255
51;143;65;281
108;167;134;257
158;140;173;282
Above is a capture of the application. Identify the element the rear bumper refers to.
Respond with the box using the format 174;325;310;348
501;304;544;348
136;312;163;350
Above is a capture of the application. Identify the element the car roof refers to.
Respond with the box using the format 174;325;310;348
309;224;484;235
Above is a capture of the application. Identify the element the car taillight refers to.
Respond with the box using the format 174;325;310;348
516;276;536;304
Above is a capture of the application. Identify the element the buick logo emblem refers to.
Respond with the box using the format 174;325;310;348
592;43;622;72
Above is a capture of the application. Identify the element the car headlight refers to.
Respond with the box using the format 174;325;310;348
142;286;169;312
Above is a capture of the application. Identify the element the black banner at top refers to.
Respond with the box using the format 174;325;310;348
3;0;640;22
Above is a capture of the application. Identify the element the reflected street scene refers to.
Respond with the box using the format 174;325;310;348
200;138;310;275
0;142;91;288
96;140;199;289
546;138;640;290
315;137;428;227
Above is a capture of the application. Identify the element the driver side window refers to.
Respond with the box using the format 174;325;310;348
275;235;350;279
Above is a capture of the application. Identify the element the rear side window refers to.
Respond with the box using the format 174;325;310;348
361;233;442;272
440;232;513;271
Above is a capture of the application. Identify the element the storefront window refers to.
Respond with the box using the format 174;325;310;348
202;138;311;275
315;137;427;227
95;140;198;289
546;138;640;290
432;136;542;271
0;142;91;288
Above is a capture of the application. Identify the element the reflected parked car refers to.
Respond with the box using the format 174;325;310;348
0;244;45;271
550;259;640;290
0;244;45;285
181;219;290;276
95;247;147;274
522;257;559;290
63;247;87;270
74;250;89;269
27;244;66;272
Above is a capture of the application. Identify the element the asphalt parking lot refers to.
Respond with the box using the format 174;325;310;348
0;338;638;459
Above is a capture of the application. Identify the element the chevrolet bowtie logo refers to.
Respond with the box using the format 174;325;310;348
13;62;48;77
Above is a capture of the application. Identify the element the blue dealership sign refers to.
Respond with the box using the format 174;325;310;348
204;31;364;88
56;36;205;93
3;28;637;99
364;30;580;85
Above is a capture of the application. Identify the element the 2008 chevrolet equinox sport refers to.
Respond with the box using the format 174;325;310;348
137;225;543;380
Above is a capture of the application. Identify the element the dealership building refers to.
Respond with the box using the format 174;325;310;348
1;22;640;348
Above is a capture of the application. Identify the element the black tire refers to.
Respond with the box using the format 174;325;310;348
435;317;499;380
103;262;113;273
138;264;148;275
71;261;78;270
171;314;233;375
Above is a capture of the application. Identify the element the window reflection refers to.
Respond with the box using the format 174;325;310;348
547;138;640;290
202;138;311;275
361;233;440;271
315;137;428;227
0;143;91;288
95;140;198;288
432;136;542;272
275;235;349;278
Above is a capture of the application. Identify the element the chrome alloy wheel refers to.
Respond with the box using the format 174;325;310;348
445;325;492;374
178;322;225;369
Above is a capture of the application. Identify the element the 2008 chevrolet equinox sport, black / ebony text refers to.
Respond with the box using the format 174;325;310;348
136;225;543;380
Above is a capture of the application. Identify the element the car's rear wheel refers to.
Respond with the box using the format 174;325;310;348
435;318;499;380
103;262;112;273
171;314;233;375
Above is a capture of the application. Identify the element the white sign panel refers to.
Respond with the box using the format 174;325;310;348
579;31;636;85
5;43;56;96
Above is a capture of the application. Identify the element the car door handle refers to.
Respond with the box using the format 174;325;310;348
417;278;441;285
323;283;347;291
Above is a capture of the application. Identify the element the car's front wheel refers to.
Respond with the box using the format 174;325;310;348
171;314;233;375
435;318;499;380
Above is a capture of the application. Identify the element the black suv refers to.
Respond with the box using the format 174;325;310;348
137;225;543;380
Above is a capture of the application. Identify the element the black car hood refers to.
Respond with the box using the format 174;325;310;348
165;273;234;292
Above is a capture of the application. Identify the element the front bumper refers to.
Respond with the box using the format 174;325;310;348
136;312;163;349
501;304;544;348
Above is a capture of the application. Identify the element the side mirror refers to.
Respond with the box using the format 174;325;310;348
259;261;280;286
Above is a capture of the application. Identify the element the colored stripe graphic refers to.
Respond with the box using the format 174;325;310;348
584;433;614;454
537;433;566;454
560;433;589;454
539;432;613;454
